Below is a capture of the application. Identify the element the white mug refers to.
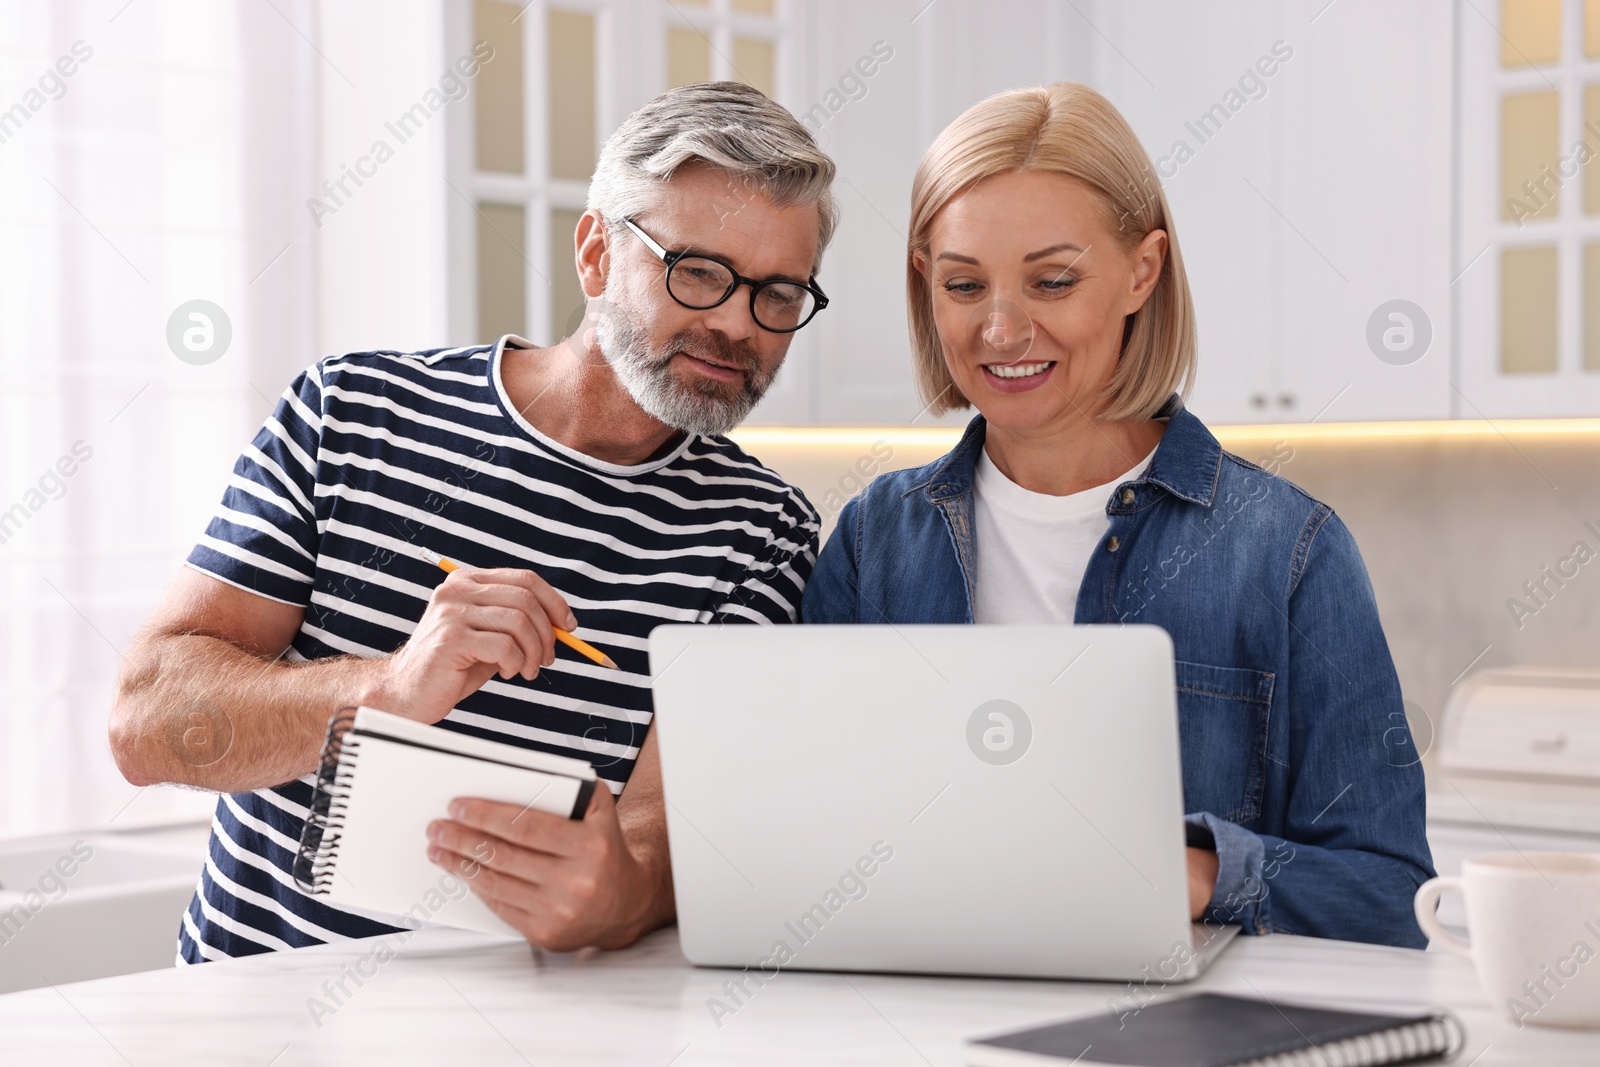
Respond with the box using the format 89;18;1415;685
1415;851;1600;1029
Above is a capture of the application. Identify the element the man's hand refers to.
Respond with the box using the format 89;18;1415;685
367;566;576;725
426;782;658;952
1187;845;1220;920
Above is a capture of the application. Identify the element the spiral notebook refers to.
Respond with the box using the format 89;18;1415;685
293;706;598;937
966;993;1465;1066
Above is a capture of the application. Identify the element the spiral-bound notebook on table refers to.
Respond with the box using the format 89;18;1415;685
966;993;1464;1066
293;706;598;937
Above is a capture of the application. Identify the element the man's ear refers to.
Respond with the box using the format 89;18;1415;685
575;209;610;299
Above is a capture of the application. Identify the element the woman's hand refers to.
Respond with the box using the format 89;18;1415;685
1187;846;1220;920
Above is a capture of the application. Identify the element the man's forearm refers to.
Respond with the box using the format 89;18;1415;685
111;632;381;793
615;784;676;940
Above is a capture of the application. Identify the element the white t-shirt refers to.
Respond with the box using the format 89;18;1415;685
972;446;1157;624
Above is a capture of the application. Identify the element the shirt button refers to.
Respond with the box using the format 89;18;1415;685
1106;536;1121;553
1119;488;1135;505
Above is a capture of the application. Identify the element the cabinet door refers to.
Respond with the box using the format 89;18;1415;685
1094;1;1455;424
1092;0;1284;424
792;0;1074;427
1457;0;1600;416
1271;0;1454;423
1100;1;1453;424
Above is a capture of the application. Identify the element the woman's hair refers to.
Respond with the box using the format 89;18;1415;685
587;82;837;273
906;82;1196;421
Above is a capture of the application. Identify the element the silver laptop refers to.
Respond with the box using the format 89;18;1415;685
649;623;1239;982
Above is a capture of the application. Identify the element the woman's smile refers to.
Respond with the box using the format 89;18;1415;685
981;359;1057;391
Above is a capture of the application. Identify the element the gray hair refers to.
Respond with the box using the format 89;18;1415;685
586;82;837;272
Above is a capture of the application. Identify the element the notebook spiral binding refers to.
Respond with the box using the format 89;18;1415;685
1245;1011;1466;1067
292;707;363;895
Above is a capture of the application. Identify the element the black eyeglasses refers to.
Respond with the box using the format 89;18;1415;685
621;217;828;334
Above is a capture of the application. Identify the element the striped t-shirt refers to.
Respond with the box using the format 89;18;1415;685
177;336;818;963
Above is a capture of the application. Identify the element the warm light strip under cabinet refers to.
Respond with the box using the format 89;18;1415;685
730;418;1600;450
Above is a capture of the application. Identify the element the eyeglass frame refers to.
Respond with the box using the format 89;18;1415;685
619;216;829;334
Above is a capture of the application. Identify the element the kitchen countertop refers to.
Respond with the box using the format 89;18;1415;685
1;924;1592;1065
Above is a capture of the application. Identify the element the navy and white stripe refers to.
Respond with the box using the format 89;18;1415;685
178;337;818;963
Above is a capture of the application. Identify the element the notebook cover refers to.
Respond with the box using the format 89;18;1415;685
349;706;597;781
969;992;1442;1066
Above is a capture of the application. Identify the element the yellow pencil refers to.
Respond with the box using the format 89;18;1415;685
418;549;619;670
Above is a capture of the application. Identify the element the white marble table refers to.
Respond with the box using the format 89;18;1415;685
2;925;1595;1065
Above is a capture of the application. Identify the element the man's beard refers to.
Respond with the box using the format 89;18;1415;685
595;298;777;438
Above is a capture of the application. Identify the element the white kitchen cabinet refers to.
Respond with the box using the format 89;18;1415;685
423;0;1584;425
1089;0;1286;424
1268;0;1454;422
774;0;1459;426
1456;0;1600;417
1094;0;1454;424
780;0;1077;427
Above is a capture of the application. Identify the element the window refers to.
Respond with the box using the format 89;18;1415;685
461;0;596;346
1459;0;1600;413
666;0;779;96
0;4;317;837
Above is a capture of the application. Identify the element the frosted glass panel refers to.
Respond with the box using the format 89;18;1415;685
1590;0;1600;55
474;0;524;174
547;9;596;181
477;202;527;342
1586;243;1600;370
1502;0;1562;67
1587;85;1600;214
733;0;776;13
734;37;775;97
1501;91;1559;222
549;208;587;342
668;26;712;88
1500;245;1559;374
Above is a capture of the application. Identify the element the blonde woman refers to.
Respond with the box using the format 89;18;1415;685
802;83;1433;948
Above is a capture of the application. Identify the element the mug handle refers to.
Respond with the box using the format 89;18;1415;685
1414;876;1472;957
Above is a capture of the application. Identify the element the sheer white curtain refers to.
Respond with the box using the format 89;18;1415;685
0;0;318;836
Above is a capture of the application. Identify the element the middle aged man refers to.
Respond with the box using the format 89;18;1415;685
109;81;836;962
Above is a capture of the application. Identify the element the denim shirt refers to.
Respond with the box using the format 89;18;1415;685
802;397;1435;949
